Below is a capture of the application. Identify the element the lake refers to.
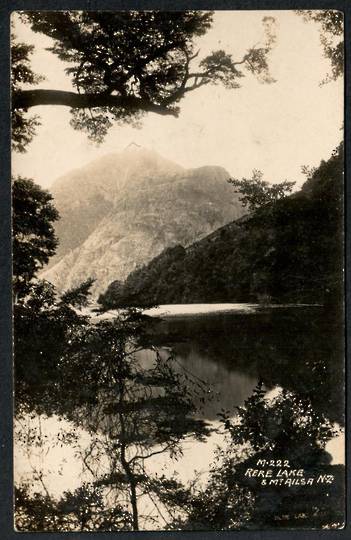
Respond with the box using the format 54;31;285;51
142;303;344;424
14;303;345;516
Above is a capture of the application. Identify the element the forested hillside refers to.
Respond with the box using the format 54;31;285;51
99;143;343;308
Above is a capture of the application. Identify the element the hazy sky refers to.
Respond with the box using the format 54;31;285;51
12;10;343;189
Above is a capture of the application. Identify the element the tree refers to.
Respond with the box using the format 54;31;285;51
227;383;335;454
12;167;210;532
61;277;95;308
11;34;43;152
15;299;211;530
12;175;210;531
97;280;125;309
174;384;344;530
12;10;345;531
228;170;295;213
296;10;344;83
66;316;210;530
12;11;276;145
12;177;59;299
15;483;133;531
14;279;91;416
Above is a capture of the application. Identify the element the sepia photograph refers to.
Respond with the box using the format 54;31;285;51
11;8;345;531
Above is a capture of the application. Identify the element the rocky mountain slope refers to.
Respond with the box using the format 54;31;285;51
42;146;244;295
98;143;343;306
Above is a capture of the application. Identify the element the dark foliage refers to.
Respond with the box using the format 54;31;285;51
15;483;133;531
14;280;90;415
60;278;95;308
174;385;344;530
297;10;344;83
228;170;295;212
13;11;276;145
11;35;43;152
99;143;343;307
12;177;59;298
13;175;210;531
15;289;211;529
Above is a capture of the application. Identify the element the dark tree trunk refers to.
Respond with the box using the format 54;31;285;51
117;379;139;531
121;450;139;531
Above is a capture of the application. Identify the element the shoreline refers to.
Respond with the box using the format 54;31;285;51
85;302;324;320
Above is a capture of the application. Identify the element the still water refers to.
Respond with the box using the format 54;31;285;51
15;303;344;499
144;303;344;424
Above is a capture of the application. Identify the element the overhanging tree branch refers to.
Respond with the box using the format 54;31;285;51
12;12;277;148
13;89;178;117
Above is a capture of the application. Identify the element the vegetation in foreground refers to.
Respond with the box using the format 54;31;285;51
13;166;344;530
12;9;344;531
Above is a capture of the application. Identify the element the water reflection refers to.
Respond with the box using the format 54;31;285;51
136;346;258;419
144;305;344;425
15;304;344;529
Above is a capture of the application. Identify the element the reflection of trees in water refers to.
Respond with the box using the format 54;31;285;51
16;384;345;531
150;306;344;425
167;345;258;419
15;299;344;530
15;301;211;531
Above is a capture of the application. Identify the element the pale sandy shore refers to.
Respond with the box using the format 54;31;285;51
143;303;258;317
83;302;320;320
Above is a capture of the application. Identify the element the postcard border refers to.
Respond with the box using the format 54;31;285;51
1;0;350;539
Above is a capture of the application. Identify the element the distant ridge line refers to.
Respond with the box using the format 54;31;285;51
186;214;251;254
124;142;142;150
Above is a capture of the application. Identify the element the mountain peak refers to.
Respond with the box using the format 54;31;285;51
120;144;163;163
44;152;245;296
124;141;142;151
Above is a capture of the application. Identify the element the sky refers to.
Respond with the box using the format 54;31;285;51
12;10;343;190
